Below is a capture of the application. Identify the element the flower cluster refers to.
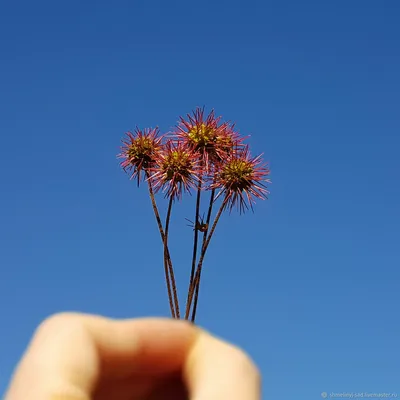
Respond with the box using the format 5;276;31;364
118;107;270;210
118;107;270;322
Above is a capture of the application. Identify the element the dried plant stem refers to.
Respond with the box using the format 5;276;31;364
190;188;216;321
188;196;228;322
146;174;178;318
184;177;203;320
164;195;180;318
203;188;216;243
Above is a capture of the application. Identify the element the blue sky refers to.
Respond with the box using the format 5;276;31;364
0;0;399;398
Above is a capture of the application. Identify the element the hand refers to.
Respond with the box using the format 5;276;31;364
5;313;261;400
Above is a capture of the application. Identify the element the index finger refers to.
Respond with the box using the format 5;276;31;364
5;313;261;400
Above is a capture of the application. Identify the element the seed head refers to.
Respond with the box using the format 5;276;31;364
175;107;243;171
150;140;200;200
118;127;163;186
212;145;270;213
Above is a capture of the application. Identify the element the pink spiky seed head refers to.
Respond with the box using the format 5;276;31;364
175;107;244;171
118;127;163;186
149;140;200;200
212;145;270;213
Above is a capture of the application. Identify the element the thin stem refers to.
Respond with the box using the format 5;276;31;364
190;188;215;321
202;188;216;250
190;267;202;322
163;253;176;319
146;174;177;318
188;196;228;322
164;195;180;318
184;178;202;320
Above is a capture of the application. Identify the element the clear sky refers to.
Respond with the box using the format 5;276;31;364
0;0;399;398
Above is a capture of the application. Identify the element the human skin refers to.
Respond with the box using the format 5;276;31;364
4;313;261;400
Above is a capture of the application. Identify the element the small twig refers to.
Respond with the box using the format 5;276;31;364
164;195;180;318
184;175;203;320
146;173;177;318
190;188;215;321
189;195;228;322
